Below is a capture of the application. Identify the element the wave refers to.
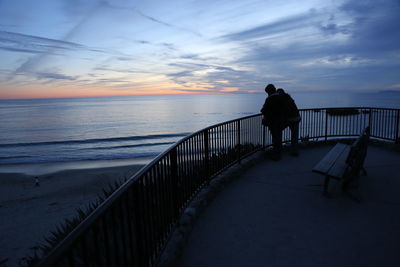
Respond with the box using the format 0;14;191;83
0;155;30;160
0;132;190;148
88;141;174;150
0;152;160;164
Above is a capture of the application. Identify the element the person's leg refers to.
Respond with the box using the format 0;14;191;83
269;126;282;159
289;121;299;156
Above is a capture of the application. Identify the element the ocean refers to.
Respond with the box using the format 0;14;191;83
0;91;399;173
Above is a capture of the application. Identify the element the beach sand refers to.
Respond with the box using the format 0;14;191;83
0;164;144;266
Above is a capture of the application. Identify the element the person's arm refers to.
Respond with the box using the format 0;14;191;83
261;98;268;114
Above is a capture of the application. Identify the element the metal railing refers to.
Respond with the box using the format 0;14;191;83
38;107;399;266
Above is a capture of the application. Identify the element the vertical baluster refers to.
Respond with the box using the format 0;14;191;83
92;222;103;267
67;249;75;267
194;134;199;188
125;187;140;267
164;157;173;231
319;109;322;138
186;140;191;199
141;178;152;266
213;127;217;173
187;138;193;194
203;130;209;183
182;142;188;202
80;236;88;266
199;133;204;186
382;109;385;139
227;123;230;163
386;110;390;140
325;109;328;141
163;157;173;231
101;215;113;267
111;204;124;267
395;109;400;143
155;163;165;243
149;172;159;264
151;167;162;255
227;123;231;163
217;125;221;171
170;148;178;221
237;120;241;162
117;199;130;266
192;136;197;191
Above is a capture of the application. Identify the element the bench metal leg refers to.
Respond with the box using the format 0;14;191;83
361;167;367;176
341;175;361;203
323;176;331;197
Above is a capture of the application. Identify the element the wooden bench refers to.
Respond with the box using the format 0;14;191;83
312;127;370;198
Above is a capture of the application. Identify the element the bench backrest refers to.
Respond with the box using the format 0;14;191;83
346;126;370;175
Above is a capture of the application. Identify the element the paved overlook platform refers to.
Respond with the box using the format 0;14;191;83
177;142;400;267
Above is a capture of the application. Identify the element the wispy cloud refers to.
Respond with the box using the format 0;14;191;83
0;30;85;55
93;66;156;75
133;8;202;37
221;10;320;41
99;1;202;37
166;61;266;93
36;72;77;81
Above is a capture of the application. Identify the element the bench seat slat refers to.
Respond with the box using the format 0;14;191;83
312;143;349;175
327;145;351;179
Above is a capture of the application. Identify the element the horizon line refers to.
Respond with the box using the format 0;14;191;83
0;89;399;101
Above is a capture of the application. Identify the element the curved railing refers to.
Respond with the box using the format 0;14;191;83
38;107;399;266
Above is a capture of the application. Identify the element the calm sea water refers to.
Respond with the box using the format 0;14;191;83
0;92;399;167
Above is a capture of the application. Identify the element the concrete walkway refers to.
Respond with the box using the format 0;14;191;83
178;143;400;267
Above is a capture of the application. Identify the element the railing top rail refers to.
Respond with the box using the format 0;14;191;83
300;107;400;111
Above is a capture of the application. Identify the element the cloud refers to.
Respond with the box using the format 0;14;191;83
338;0;400;53
318;23;351;36
0;46;43;54
222;10;319;41
0;30;85;55
98;2;202;37
134;8;202;37
214;0;400;92
166;61;266;93
36;72;77;80
93;66;156;74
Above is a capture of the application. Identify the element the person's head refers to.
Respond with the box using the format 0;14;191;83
265;84;276;95
277;88;285;94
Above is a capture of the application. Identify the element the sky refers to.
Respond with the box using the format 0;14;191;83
0;0;399;99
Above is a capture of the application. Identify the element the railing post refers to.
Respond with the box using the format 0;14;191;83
325;109;328;142
237;120;241;163
170;148;179;219
368;108;372;136
395;109;400;144
203;130;210;180
262;125;266;150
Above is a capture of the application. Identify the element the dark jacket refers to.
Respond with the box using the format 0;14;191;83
261;92;286;127
280;92;300;121
261;91;300;127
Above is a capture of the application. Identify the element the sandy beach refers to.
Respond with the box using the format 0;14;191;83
0;164;144;266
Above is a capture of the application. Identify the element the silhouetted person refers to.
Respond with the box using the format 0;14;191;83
261;84;286;160
261;84;301;160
